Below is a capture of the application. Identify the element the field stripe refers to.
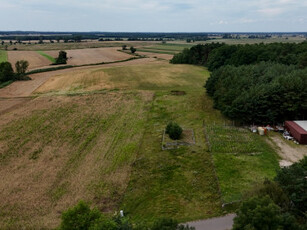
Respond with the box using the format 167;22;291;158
0;50;7;63
36;51;56;63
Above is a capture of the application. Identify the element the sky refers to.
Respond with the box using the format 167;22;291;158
0;0;307;32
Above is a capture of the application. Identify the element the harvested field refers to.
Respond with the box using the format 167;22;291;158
8;51;52;70
0;58;157;99
35;63;203;94
45;47;133;65
0;91;151;229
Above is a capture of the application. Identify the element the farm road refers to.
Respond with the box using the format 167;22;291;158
185;214;235;230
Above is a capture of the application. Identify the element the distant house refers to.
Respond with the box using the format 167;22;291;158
285;121;307;144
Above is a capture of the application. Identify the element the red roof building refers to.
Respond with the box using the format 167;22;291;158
285;121;307;145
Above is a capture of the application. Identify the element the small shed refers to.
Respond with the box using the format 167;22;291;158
284;121;307;144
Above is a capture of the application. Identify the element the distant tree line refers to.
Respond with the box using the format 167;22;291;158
171;42;307;123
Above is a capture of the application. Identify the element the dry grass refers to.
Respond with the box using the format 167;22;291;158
35;63;206;94
0;92;152;229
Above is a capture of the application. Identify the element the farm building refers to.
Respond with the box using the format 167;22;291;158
284;121;307;144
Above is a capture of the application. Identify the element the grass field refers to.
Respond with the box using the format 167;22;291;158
36;51;56;63
0;92;151;229
0;50;7;63
0;60;281;227
138;43;193;55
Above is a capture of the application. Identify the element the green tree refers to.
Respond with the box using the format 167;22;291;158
275;156;307;213
233;196;295;230
15;60;29;76
0;62;14;82
56;51;68;64
130;46;136;54
122;45;127;50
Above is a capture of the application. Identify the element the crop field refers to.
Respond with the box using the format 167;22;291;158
44;47;132;66
206;125;280;203
0;50;7;63
0;92;151;229
8;50;52;70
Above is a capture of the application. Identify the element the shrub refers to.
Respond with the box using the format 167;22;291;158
122;45;127;50
60;200;101;230
166;122;183;140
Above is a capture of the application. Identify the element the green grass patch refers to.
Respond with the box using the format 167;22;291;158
36;51;56;63
0;50;7;63
207;125;280;203
121;68;224;223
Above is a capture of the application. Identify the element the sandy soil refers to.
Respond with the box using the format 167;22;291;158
45;47;132;65
8;51;52;70
268;134;307;166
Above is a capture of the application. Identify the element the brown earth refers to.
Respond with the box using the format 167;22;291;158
45;47;132;65
8;51;52;70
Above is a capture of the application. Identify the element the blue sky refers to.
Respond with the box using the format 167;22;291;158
0;0;306;32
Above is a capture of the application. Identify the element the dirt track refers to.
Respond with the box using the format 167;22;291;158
268;134;307;166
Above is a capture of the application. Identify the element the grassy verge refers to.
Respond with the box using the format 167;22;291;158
36;51;56;63
0;50;7;63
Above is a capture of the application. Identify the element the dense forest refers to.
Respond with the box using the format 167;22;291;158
171;42;307;124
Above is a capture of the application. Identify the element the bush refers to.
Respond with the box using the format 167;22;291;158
60;200;101;230
166;122;183;140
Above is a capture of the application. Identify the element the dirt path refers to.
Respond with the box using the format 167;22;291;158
268;134;307;166
185;214;235;230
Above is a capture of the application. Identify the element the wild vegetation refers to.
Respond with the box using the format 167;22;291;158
0;50;7;62
233;157;307;229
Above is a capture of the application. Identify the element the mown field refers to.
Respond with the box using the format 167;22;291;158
138;43;193;55
0;60;280;227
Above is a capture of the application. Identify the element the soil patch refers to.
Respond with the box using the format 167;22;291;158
162;129;196;150
171;90;186;96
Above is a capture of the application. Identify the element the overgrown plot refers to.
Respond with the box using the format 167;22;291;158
122;91;223;223
206;125;280;203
